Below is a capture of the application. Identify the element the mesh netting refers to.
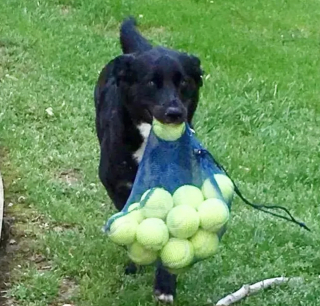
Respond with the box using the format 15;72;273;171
119;126;229;212
104;122;234;270
104;121;309;272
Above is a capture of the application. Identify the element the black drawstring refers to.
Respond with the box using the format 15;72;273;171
199;149;311;232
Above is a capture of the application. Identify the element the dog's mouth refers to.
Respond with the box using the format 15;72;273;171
155;112;186;125
142;103;187;125
151;115;185;125
158;117;185;125
148;106;186;125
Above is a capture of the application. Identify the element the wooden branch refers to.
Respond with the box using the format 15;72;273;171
215;277;302;306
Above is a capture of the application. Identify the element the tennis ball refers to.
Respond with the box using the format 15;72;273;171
190;229;219;259
136;218;169;250
128;241;158;265
128;202;140;211
173;185;204;209
161;238;194;269
197;199;229;232
202;174;234;202
166;205;200;238
152;118;186;141
141;188;173;219
127;202;144;223
108;215;139;245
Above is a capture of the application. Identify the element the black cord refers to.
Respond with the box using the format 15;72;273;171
200;149;311;232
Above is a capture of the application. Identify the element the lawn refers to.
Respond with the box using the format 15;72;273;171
0;0;320;305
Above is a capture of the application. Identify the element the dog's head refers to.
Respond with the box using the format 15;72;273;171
113;47;203;125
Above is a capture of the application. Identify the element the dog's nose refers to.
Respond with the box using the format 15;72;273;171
165;107;183;122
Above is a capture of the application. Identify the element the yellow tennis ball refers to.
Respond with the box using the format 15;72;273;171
128;241;158;265
190;229;219;259
141;188;173;219
161;238;194;269
127;202;144;223
173;185;204;209
202;174;234;202
152;118;186;141
166;205;200;238
108;215;139;245
128;202;140;211
136;218;169;250
197;199;229;232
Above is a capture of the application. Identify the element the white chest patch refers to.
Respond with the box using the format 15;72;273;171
133;123;152;163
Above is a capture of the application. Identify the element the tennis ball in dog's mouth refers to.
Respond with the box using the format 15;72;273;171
152;118;186;141
141;188;173;219
136;218;169;250
108;215;139;245
197;198;229;232
190;229;219;259
128;241;158;265
173;185;204;209
166;205;200;239
202;174;234;202
161;238;194;269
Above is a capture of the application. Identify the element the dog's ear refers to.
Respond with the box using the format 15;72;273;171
179;54;203;87
112;54;136;86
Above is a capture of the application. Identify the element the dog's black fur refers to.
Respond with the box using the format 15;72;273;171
94;17;203;302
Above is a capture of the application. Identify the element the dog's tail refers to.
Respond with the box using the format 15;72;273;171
120;16;152;54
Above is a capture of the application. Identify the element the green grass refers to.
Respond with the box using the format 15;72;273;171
1;0;320;305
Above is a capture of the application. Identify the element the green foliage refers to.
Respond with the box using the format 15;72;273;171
1;0;319;304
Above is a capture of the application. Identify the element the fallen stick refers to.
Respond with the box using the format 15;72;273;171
215;276;302;306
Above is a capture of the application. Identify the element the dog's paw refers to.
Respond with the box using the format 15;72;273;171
154;290;174;304
154;266;177;303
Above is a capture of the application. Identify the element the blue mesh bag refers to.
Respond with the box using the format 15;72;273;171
104;120;309;272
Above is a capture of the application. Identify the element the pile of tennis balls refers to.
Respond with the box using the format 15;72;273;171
107;175;234;272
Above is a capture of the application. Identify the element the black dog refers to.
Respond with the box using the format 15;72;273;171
94;17;203;303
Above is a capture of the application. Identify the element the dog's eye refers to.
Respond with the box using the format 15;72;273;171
147;80;156;87
180;79;188;87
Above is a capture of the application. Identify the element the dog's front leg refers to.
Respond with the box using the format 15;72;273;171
154;263;177;303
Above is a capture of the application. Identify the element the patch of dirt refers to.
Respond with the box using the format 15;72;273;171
1;147;80;305
59;5;72;15
0;38;80;304
55;278;79;305
0;216;14;304
0;146;44;305
0;146;17;304
58;168;81;186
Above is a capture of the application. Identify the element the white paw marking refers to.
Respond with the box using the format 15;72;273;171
156;294;174;303
133;123;151;163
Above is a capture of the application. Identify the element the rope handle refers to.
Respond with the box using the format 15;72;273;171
198;149;310;232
